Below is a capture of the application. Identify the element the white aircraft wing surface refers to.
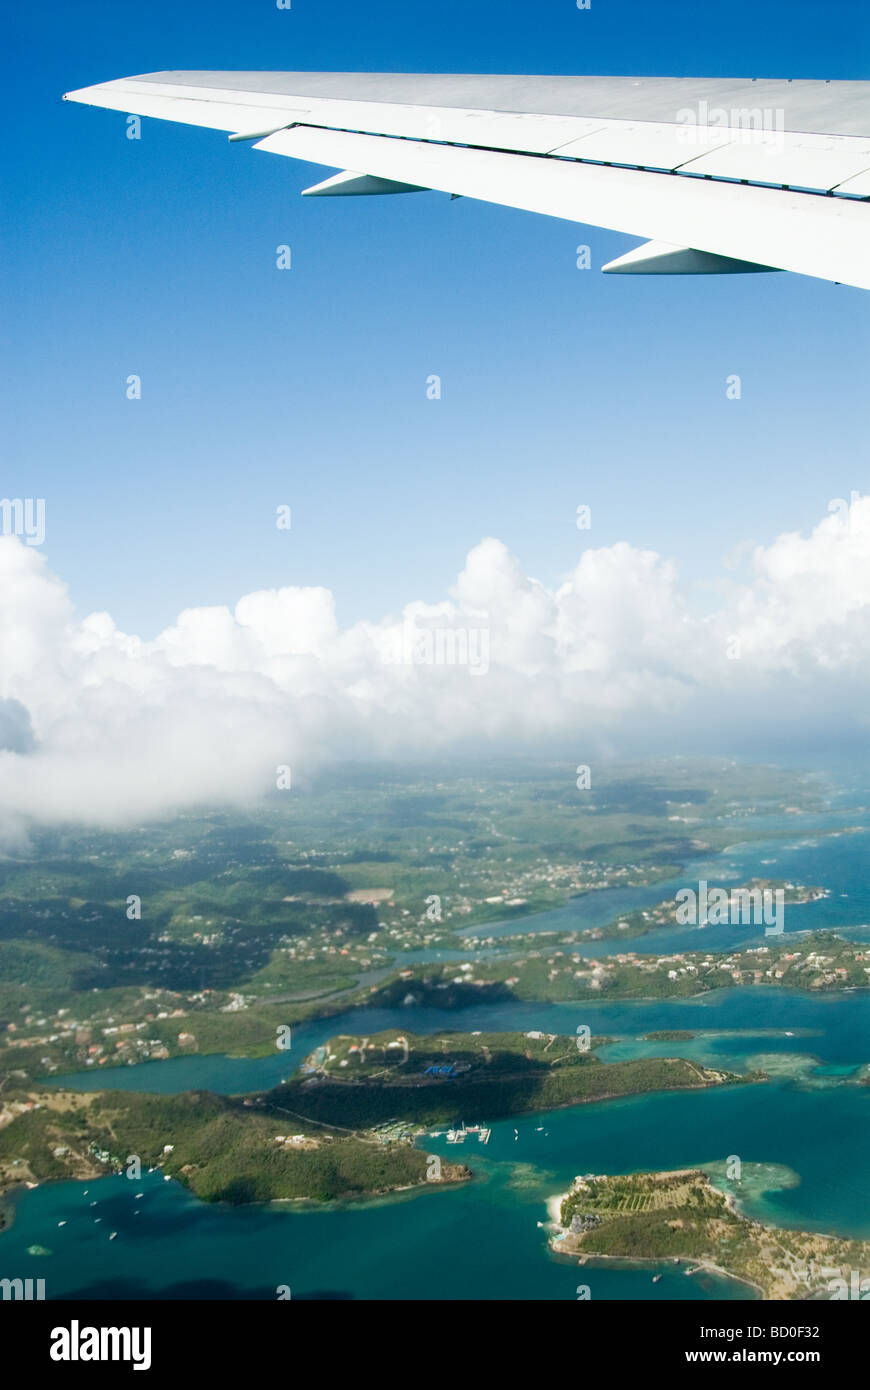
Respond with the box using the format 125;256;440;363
63;72;870;289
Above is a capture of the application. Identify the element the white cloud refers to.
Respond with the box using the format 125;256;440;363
1;497;869;833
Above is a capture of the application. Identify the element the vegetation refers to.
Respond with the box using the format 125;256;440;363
0;1027;747;1208
553;1166;870;1299
268;1029;744;1129
0;1087;467;1205
370;931;870;1011
0;759;834;1081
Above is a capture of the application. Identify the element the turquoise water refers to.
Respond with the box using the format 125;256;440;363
470;816;870;952
16;988;870;1300
4;779;870;1300
3;1075;868;1300
50;987;870;1094
0;1165;742;1301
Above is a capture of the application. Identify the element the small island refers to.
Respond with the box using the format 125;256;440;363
549;1166;870;1300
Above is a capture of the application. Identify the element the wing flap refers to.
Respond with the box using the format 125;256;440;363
674;133;870;192
833;169;870;196
63;71;870;289
253;125;870;289
551;121;721;170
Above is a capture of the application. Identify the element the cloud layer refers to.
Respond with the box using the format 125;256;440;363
2;497;870;834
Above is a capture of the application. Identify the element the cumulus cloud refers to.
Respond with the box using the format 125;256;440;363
1;497;869;834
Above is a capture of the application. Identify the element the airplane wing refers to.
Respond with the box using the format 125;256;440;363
63;71;870;289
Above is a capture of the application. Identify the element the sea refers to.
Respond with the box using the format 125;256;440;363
2;773;869;1300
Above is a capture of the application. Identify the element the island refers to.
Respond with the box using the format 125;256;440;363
0;1030;746;1211
549;1166;870;1299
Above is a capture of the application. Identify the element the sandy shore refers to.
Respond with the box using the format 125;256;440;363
546;1192;566;1226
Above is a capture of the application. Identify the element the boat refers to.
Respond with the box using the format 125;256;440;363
109;1232;117;1240
652;1274;662;1283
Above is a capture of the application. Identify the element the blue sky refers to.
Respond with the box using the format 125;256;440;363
3;0;869;637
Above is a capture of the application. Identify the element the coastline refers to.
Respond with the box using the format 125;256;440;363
542;1163;869;1301
545;1179;766;1299
551;1243;764;1299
